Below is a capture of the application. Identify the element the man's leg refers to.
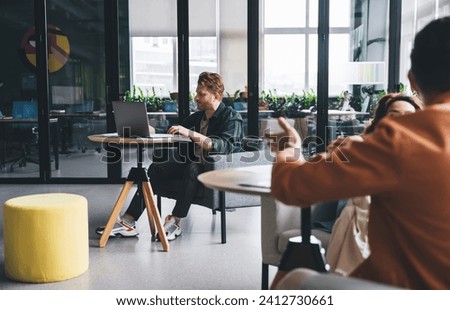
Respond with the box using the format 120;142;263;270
171;162;205;218
125;161;185;221
158;162;205;241
95;161;187;237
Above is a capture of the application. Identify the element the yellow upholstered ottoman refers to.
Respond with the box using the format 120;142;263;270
3;193;89;283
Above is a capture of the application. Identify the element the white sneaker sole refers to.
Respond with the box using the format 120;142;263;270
156;229;182;241
95;226;138;238
166;229;182;241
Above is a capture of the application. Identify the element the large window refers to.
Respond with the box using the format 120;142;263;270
131;37;177;96
400;0;450;94
131;36;218;97
262;0;354;97
262;0;317;95
130;0;219;97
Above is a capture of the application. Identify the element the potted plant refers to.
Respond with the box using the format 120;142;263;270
123;86;166;112
123;85;145;103
224;89;241;108
144;87;166;112
285;89;316;118
260;89;286;116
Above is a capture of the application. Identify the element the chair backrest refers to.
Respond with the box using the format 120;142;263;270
241;136;265;151
12;101;38;119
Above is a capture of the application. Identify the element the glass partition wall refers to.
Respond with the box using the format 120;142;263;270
46;0;108;178
1;0;446;183
0;0;110;180
0;0;40;178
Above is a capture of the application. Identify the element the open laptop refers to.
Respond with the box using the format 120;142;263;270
112;101;176;139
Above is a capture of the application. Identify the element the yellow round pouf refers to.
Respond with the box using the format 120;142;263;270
3;193;89;283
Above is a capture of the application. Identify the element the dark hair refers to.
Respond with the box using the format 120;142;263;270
365;93;422;134
410;17;450;94
197;72;224;100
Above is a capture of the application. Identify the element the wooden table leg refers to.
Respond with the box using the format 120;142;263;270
141;183;156;237
142;181;169;252
99;180;133;248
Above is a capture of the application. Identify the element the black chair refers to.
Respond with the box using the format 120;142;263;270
152;137;272;244
8;101;39;172
6;101;59;172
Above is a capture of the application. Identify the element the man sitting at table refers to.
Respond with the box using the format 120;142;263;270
269;16;450;289
96;71;244;241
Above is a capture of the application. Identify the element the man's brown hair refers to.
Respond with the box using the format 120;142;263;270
198;71;225;100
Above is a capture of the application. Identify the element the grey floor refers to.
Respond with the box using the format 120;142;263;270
0;183;276;290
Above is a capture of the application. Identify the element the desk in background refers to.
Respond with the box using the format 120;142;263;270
50;111;106;153
300;109;370;117
147;110;276;135
0;117;59;172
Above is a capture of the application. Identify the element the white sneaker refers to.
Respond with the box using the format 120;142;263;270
95;217;138;237
159;215;182;241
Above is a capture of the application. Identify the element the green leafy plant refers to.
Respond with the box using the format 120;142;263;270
123;85;145;103
225;89;241;102
301;89;316;109
145;87;165;112
123;86;166;112
285;89;316;117
260;89;286;115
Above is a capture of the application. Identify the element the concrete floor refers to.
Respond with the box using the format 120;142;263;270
0;184;276;290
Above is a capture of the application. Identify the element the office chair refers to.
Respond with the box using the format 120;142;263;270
8;101;39;172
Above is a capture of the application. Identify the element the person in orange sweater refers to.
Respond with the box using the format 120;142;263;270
270;17;450;289
325;93;422;276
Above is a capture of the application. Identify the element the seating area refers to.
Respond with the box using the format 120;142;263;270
0;183;269;289
153;144;272;244
0;182;401;290
260;200;338;289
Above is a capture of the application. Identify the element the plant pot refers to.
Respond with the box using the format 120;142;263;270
164;101;178;112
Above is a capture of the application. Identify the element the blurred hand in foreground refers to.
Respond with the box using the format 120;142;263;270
265;117;302;152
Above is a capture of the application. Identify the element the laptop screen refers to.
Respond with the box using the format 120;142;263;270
12;101;38;119
112;101;155;138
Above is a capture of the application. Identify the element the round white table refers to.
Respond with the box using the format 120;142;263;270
198;164;272;196
198;163;328;289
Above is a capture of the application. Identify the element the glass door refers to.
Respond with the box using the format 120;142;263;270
0;0;40;179
46;0;108;178
0;0;112;180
